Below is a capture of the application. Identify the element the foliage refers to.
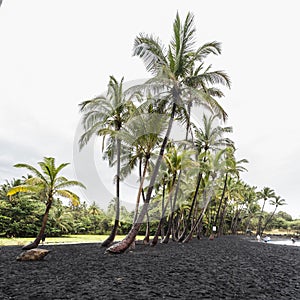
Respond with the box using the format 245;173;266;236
1;11;296;250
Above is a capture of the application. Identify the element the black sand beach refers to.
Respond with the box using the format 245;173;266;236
0;236;299;299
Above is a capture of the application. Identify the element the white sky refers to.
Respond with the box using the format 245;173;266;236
0;0;299;219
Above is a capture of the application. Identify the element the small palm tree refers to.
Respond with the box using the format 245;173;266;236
256;187;276;235
214;147;248;236
261;196;286;235
7;157;85;250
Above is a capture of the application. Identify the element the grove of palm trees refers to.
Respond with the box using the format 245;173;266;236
1;10;299;300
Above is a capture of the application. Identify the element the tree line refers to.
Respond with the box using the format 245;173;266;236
1;176;298;240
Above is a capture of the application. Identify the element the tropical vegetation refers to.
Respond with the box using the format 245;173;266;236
1;12;298;253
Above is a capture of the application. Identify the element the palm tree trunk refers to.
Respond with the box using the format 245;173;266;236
151;219;164;247
214;173;228;228
245;213;253;233
22;201;52;250
231;209;241;234
183;186;213;243
106;103;177;253
261;206;277;236
256;199;267;236
151;186;175;246
161;174;177;244
160;178;166;239
178;172;202;242
143;212;150;244
133;158;149;223
161;212;174;244
101;138;121;247
218;198;228;236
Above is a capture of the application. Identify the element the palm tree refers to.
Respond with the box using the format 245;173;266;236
106;11;228;254
79;76;134;247
118;112;167;221
159;144;196;244
261;196;286;235
242;186;258;233
7;157;85;250
88;201;103;234
178;115;233;241
0;178;23;201
49;202;74;235
256;187;276;235
118;111;167;244
214;147;248;236
182;148;227;242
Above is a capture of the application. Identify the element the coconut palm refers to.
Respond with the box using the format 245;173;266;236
7;157;85;250
261;196;286;235
0;178;23;201
214;147;248;236
240;186;259;233
88;201;103;234
118;112;167;220
79;76;134;247
230;182;253;234
182;148;227;242
159;144;196;244
106;11;229;254
177;115;233;241
256;187;276;235
118;111;167;244
48;203;74;234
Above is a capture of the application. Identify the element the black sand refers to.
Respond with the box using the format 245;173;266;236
0;236;299;299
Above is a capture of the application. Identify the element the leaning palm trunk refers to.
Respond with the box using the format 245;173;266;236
151;182;176;246
160;179;166;239
106;103;177;253
128;159;150;248
214;173;228;232
261;207;277;236
231;209;241;234
133;158;149;223
178;172;203;242
245;214;253;233
183;180;215;243
218;197;228;236
143;210;151;244
183;204;207;243
161;212;174;244
22;201;52;250
101;139;121;247
256;199;267;236
161;175;177;244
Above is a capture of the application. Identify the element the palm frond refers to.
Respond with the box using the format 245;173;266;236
133;33;167;74
55;180;86;190
196;70;231;89
54;163;70;177
56;190;80;206
25;177;44;186
7;185;41;196
195;41;222;61
14;163;47;183
192;89;228;121
171;11;196;78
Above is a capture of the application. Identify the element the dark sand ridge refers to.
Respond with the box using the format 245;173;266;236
0;235;299;299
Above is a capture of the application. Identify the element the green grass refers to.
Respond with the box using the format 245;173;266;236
0;234;140;246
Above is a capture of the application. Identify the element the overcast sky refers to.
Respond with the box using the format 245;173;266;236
0;1;299;219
